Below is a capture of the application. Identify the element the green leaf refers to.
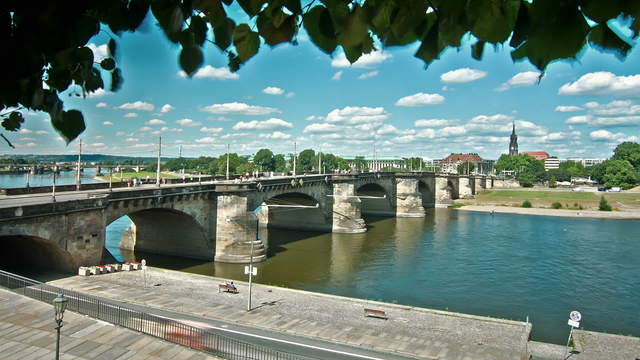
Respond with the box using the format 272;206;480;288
588;22;632;60
1;111;24;132
111;68;123;92
84;67;104;94
471;40;485;60
151;0;185;43
189;15;208;46
237;0;266;17
467;0;520;44
228;52;241;72
414;23;442;67
257;10;297;46
52;110;86;144
509;1;530;48
179;45;204;76
338;5;369;50
284;0;302;15
579;0;625;23
233;24;260;62
126;0;151;30
100;58;116;71
303;5;337;54
47;67;72;91
214;17;236;50
108;38;117;58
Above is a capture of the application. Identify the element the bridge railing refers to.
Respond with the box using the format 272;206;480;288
0;270;317;360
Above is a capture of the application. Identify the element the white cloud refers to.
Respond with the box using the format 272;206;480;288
87;43;108;61
395;93;445;107
160;104;174;113
125;137;139;142
262;86;284;95
496;71;540;91
200;127;223;134
195;137;217;143
116;131;126;136
555;105;583;112
178;65;239;80
232;118;293;131
358;70;379;79
19;129;32;134
565;115;589;124
440;68;487;83
94;135;104;139
376;124;415;136
414;119;455;127
331;50;392;68
260;131;291;139
35;130;48;135
20;137;36;141
160;127;183;133
200;102;280;115
325;106;389;124
303;123;342;133
285;92;295;98
559;72;640;97
127;143;154;149
591;115;640;126
176;118;201;127
118;101;154;111
306;115;325;121
103;121;113;126
124;112;138;118
87;88;109;98
587;100;640;116
221;133;249;139
332;71;343;80
590;129;625;141
146;119;166;125
96;102;108;108
139;126;153;131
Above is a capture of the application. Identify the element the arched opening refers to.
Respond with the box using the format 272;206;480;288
447;179;459;200
0;235;76;276
105;209;212;263
259;192;328;232
356;183;393;216
418;180;435;208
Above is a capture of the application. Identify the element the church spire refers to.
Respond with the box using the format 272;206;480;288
509;122;518;156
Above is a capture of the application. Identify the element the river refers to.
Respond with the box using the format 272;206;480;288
0;168;104;188
105;210;639;345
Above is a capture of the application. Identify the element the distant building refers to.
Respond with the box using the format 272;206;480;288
341;156;406;171
522;151;550;161
441;153;484;174
545;157;606;170
544;158;560;170
509;123;518;156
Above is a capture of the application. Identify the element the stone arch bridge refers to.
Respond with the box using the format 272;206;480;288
0;172;495;273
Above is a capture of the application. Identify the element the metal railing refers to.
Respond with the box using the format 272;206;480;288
0;270;316;360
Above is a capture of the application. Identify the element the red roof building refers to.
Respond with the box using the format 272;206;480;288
442;153;484;163
522;151;550;161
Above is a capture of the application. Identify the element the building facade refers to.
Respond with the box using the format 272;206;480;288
522;151;550;161
441;153;484;174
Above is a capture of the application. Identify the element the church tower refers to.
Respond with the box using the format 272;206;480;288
509;122;518;156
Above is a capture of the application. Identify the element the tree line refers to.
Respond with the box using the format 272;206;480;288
494;141;640;189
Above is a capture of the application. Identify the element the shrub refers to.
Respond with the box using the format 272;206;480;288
599;196;612;211
522;200;532;208
551;202;562;209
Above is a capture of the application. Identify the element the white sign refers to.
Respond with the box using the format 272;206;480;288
141;259;147;269
244;266;257;276
568;319;580;328
569;311;581;322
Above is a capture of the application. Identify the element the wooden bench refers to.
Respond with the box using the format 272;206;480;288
364;308;388;319
218;283;238;293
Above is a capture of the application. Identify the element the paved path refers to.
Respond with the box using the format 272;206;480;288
50;268;532;360
0;288;222;360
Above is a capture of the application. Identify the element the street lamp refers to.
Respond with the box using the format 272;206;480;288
53;293;68;360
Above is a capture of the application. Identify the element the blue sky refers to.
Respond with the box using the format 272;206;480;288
8;11;640;160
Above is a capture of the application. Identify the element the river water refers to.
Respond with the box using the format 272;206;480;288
105;210;639;345
0;168;104;188
2;172;637;344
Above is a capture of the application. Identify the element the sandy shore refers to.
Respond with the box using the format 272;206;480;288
457;205;640;220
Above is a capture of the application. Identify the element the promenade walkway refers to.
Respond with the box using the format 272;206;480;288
49;267;531;360
0;288;221;360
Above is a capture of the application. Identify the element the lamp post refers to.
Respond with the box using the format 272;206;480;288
53;293;68;360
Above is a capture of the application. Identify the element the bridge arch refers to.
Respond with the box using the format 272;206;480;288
256;192;330;232
356;183;394;216
106;208;213;261
448;178;459;200
0;235;76;274
418;180;435;208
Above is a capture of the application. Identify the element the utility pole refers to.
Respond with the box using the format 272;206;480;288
226;143;230;180
318;146;322;174
293;142;297;177
75;139;82;191
373;143;376;172
179;145;182;158
156;136;161;187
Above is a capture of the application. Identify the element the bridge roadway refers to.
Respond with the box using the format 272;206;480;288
0;172;501;272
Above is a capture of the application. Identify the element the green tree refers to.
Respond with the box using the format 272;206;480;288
517;173;537;187
2;1;638;145
215;153;246;176
599;196;612;211
297;149;316;172
612;142;640;170
546;168;572;182
253;149;275;172
495;154;545;182
273;154;288;173
602;159;638;189
588;161;608;184
353;156;368;172
335;156;351;171
559;160;586;178
457;161;476;175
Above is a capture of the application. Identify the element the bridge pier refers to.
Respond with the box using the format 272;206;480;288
458;177;474;198
215;194;267;263
395;178;425;217
332;181;366;233
474;176;485;194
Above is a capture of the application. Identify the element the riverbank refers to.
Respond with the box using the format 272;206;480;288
50;267;531;360
456;205;640;220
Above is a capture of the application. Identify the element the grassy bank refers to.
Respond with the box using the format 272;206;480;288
468;189;640;210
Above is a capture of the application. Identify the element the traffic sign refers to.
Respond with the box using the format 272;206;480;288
244;266;257;276
568;319;580;328
569;311;581;322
